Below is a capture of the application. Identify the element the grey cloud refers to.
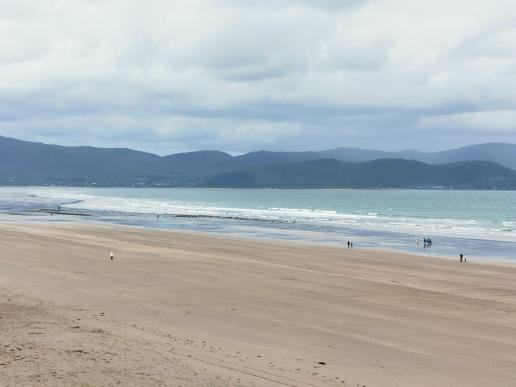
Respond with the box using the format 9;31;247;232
1;0;516;154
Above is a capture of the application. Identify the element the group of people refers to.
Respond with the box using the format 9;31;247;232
416;238;433;248
347;241;354;248
417;238;467;263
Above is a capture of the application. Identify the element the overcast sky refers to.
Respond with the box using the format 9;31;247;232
1;0;516;155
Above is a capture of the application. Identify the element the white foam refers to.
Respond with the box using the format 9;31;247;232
20;187;516;244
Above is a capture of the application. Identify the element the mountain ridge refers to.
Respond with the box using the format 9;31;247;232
2;135;516;188
202;158;516;189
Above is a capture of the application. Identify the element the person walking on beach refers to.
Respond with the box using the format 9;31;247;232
347;241;350;248
460;254;463;263
110;252;114;261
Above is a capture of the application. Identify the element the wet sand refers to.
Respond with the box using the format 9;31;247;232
1;223;516;386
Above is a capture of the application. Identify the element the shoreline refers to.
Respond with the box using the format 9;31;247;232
2;186;516;261
1;222;516;386
3;215;515;265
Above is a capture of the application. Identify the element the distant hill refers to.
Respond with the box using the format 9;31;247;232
233;150;323;168
320;143;516;170
410;143;516;170
164;150;234;178
202;159;516;189
1;135;516;189
165;143;516;175
0;136;177;186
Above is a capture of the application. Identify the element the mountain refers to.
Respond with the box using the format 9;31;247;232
319;147;399;162
411;143;516;170
202;159;516;189
233;150;323;168
320;143;516;170
0;136;176;186
1;134;516;189
164;150;234;178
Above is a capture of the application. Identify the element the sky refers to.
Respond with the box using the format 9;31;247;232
1;0;516;155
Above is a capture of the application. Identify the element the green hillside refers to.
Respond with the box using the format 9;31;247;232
202;159;516;189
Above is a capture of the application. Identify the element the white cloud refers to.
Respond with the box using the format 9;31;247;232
1;0;516;153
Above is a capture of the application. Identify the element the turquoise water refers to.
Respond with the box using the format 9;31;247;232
1;187;515;261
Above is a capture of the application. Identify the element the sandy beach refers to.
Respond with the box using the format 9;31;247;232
1;223;516;386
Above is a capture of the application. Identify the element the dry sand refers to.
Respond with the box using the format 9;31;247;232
1;222;516;386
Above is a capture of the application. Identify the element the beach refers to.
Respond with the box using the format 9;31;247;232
1;223;516;386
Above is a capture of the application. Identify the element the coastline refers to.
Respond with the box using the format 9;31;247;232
3;212;514;264
2;186;516;262
1;222;516;386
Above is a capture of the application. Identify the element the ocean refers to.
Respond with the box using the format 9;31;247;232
1;186;515;261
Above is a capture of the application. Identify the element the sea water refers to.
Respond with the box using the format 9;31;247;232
0;187;515;261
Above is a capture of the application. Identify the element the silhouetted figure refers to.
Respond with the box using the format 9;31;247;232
347;241;350;248
350;242;353;248
460;254;463;263
110;252;114;261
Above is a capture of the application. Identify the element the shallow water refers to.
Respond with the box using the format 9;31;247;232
1;187;515;261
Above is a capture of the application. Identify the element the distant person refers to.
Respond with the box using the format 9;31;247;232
347;241;350;248
110;252;114;261
350;242;353;248
416;239;420;247
460;254;463;263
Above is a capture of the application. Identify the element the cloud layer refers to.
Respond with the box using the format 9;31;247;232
1;0;516;154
